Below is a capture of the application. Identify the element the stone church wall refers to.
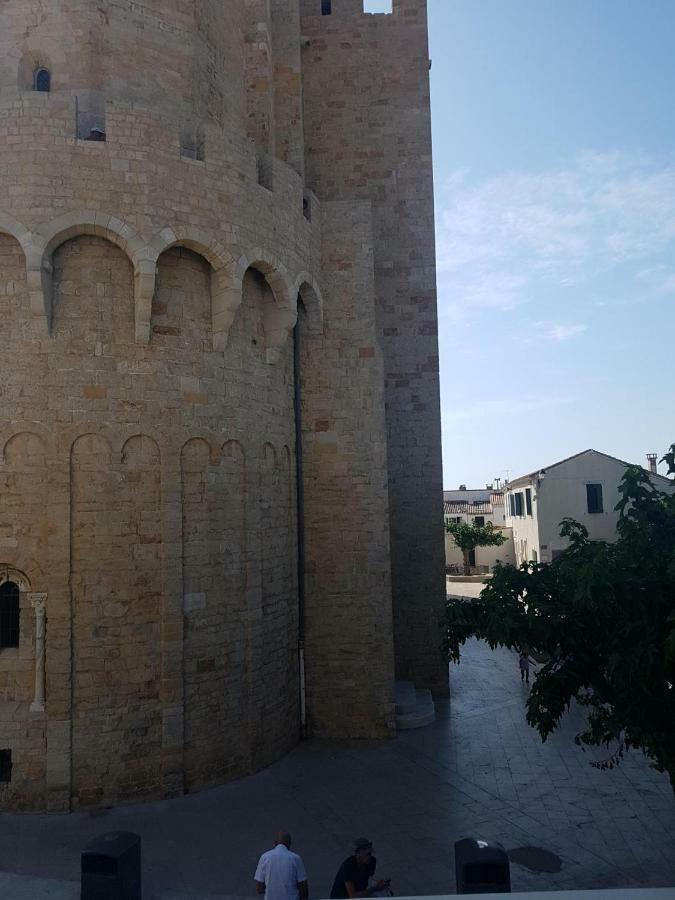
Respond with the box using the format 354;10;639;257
0;0;445;812
300;0;447;695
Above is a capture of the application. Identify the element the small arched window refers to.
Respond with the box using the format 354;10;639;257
0;582;20;648
34;68;51;93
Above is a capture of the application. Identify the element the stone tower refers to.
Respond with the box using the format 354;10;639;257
0;0;445;812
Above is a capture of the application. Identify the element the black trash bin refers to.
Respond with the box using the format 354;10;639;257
454;838;511;894
81;830;142;900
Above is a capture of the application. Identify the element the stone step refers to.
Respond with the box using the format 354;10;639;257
394;679;417;714
415;687;433;706
395;687;436;730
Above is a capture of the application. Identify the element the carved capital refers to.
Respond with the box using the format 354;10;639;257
28;592;47;613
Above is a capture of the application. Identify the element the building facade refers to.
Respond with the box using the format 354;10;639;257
443;489;514;572
0;0;445;812
505;450;674;566
443;489;507;528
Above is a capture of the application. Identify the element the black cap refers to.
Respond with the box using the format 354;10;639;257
354;838;373;852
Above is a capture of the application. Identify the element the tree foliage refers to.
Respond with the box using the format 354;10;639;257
444;445;675;792
445;520;507;575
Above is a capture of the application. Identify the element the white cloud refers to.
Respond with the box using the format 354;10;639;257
634;265;675;299
523;321;588;343
547;323;587;342
436;151;675;322
442;394;574;425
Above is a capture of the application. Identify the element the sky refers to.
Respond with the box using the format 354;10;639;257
427;0;675;489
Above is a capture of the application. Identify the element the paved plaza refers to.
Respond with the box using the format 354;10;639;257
1;640;675;899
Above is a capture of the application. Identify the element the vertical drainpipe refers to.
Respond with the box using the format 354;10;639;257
293;317;307;738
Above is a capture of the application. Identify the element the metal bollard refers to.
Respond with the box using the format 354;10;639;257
454;837;511;894
81;830;142;899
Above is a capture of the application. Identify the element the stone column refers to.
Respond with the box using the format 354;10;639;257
29;593;47;713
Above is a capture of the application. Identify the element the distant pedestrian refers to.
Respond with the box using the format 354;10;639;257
254;831;309;900
330;838;390;899
519;650;533;684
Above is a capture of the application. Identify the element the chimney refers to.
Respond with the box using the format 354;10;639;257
646;453;658;475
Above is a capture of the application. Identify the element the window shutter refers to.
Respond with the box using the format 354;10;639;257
586;483;604;514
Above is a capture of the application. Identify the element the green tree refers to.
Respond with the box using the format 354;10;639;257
446;520;507;575
444;445;675;793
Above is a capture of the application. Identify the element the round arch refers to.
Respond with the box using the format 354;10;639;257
38;211;143;265
0;565;31;593
238;248;294;307
239;249;296;359
292;272;324;335
147;226;240;352
34;212;144;340
147;226;235;273
0;211;33;258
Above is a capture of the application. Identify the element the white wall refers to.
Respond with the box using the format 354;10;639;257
506;451;674;565
445;527;515;571
507;486;540;565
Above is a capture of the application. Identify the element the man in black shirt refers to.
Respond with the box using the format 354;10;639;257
330;839;390;899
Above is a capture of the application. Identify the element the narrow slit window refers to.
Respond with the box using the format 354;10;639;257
0;750;11;783
180;127;205;162
0;582;19;648
34;68;51;92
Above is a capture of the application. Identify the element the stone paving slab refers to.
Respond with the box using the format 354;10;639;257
0;873;78;898
0;641;674;898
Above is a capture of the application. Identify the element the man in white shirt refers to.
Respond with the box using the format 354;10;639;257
254;831;309;900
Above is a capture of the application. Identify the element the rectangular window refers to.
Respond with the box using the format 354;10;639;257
514;492;524;516
525;488;532;516
0;749;11;782
321;0;332;13
586;483;603;514
508;494;515;516
474;516;485;527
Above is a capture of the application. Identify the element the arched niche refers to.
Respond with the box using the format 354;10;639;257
238;250;296;362
293;273;324;336
50;234;134;340
141;228;239;351
33;212;143;336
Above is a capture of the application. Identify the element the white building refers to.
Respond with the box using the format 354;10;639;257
504;449;674;566
443;488;506;527
444;488;514;572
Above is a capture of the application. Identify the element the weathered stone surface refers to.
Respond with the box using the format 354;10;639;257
0;0;445;812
